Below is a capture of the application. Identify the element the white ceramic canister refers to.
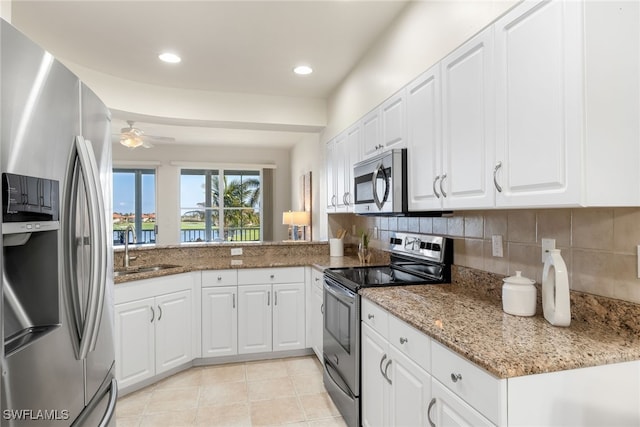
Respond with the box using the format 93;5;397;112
542;249;571;327
502;271;537;316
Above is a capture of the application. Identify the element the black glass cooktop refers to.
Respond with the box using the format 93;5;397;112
324;264;444;292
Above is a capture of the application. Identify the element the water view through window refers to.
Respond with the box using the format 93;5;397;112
113;169;156;244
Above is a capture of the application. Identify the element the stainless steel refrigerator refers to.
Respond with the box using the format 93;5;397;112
0;20;117;426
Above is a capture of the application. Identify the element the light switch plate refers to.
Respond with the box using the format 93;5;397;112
541;238;556;263
231;248;243;256
492;235;503;258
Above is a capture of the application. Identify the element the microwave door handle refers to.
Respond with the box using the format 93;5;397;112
371;163;387;210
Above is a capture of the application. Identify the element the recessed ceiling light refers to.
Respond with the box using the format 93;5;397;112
159;52;181;64
293;65;313;75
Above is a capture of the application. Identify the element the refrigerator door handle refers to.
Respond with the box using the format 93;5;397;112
98;378;118;427
73;135;108;358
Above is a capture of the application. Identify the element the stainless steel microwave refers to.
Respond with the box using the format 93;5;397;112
353;149;407;215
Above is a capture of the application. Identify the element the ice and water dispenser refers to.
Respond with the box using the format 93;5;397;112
2;172;61;356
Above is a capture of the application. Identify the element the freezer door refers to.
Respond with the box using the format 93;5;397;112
1;21;85;426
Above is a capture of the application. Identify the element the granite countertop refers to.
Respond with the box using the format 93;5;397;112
360;283;640;379
114;255;364;284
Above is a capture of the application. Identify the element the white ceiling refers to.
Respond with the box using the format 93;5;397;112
11;1;409;148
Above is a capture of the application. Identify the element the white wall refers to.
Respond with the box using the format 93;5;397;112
113;142;291;244
290;133;322;240
0;0;11;22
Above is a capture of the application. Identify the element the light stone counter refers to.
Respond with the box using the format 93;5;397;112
360;266;640;379
113;241;387;284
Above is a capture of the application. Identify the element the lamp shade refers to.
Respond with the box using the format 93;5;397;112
282;210;310;226
292;211;310;226
282;211;294;225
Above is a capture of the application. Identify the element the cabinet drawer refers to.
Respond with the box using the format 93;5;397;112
202;270;238;287
361;298;388;337
238;267;305;285
388;315;430;372
431;341;502;424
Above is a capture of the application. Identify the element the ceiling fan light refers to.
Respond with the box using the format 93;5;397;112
120;136;144;148
158;52;181;64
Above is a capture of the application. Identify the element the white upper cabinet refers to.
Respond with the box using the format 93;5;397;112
494;0;581;206
327;124;360;213
406;64;443;211
381;89;407;151
326;139;336;211
441;27;495;209
362;108;382;158
494;0;640;207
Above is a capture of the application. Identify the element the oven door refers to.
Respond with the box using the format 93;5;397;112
323;276;359;395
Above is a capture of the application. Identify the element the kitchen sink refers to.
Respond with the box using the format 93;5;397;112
114;264;181;277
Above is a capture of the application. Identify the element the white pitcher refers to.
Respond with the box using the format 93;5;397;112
542;249;571;327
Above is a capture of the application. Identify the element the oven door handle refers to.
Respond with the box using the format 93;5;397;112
324;358;356;400
324;281;356;304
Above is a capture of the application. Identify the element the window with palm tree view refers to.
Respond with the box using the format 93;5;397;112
113;168;156;244
180;169;261;242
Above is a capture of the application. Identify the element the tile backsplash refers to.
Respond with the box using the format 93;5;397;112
328;208;640;304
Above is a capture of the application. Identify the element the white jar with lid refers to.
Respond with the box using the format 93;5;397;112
502;271;537;316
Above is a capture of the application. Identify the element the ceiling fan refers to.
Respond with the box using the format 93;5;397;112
117;120;175;148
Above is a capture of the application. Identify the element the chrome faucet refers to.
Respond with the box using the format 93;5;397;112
123;224;137;268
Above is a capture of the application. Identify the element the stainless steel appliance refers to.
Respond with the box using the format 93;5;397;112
322;233;452;427
1;20;117;426
353;149;407;215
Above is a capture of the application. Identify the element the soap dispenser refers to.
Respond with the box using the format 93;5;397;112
542;249;571;327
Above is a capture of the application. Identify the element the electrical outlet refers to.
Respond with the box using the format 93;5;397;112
231;259;243;266
492;235;503;258
541;238;556;263
231;248;243;256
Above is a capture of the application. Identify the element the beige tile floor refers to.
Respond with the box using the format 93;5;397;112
116;355;347;427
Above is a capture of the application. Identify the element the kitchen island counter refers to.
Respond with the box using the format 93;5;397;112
360;266;640;379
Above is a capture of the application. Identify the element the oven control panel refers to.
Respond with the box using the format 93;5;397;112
389;232;448;263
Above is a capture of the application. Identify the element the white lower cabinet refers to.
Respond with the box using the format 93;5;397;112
361;302;432;427
431;379;494;427
201;286;237;357
115;273;197;390
237;267;306;355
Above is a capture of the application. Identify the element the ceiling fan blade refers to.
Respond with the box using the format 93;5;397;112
145;134;176;144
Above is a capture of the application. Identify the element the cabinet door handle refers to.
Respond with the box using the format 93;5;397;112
321;303;324;314
379;354;388;379
314;277;320;282
233;293;236;309
439;173;447;198
157;305;162;321
383;359;393;385
344;192;350;205
427;398;437;427
267;291;271;306
494;161;503;192
331;195;337;207
367;313;374;320
150;306;155;323
433;176;441;198
217;275;222;281
451;373;463;383
274;291;278;306
399;337;408;345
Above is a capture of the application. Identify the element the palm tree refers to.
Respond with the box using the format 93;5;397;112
211;173;261;240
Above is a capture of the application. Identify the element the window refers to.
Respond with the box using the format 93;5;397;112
180;168;261;242
113;169;156;244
